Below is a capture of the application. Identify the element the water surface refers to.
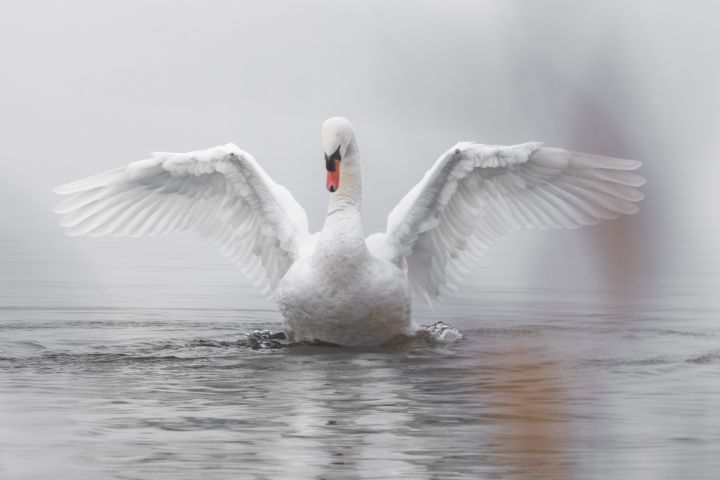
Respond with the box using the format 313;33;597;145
2;283;719;479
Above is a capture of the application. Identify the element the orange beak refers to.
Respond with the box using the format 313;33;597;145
327;159;340;192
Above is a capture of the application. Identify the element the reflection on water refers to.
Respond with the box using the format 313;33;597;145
1;293;719;479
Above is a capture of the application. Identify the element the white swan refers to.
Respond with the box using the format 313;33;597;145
54;117;644;346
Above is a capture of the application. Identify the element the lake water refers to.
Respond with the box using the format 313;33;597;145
1;190;719;480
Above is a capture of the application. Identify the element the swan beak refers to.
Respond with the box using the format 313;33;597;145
325;146;341;192
327;159;340;192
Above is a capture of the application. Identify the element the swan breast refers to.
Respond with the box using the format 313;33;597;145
276;255;413;346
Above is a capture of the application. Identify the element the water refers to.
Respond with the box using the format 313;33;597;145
2;301;719;480
1;195;720;479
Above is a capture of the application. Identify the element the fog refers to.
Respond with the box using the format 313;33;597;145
1;0;718;306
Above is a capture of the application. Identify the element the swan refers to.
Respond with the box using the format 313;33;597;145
54;117;644;346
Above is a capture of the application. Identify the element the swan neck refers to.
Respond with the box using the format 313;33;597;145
318;139;366;256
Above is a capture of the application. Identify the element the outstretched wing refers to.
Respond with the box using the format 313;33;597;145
54;144;310;294
366;142;645;304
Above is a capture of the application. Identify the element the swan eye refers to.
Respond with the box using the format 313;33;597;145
325;146;341;171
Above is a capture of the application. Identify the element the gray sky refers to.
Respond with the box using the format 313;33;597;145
1;1;719;309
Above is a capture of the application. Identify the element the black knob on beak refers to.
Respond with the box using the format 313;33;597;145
325;146;341;171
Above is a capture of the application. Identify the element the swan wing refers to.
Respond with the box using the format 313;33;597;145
367;142;645;304
54;144;310;294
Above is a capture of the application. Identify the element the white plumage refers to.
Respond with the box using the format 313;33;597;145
366;141;644;304
55;117;644;346
55;144;311;294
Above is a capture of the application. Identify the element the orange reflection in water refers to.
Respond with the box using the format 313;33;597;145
484;343;575;480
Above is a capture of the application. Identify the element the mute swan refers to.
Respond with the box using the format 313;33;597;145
54;117;644;346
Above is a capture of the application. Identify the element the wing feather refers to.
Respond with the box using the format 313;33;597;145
368;142;644;304
54;144;309;293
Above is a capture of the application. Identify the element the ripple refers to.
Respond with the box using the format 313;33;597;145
579;356;678;367
686;350;720;364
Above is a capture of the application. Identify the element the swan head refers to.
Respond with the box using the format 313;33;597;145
321;117;355;193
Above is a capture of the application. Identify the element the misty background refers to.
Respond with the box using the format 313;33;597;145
1;0;718;312
2;2;720;479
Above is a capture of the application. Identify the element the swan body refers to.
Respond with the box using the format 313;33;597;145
54;117;644;346
277;242;413;345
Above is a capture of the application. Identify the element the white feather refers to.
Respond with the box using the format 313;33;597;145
368;142;645;305
54;145;310;293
